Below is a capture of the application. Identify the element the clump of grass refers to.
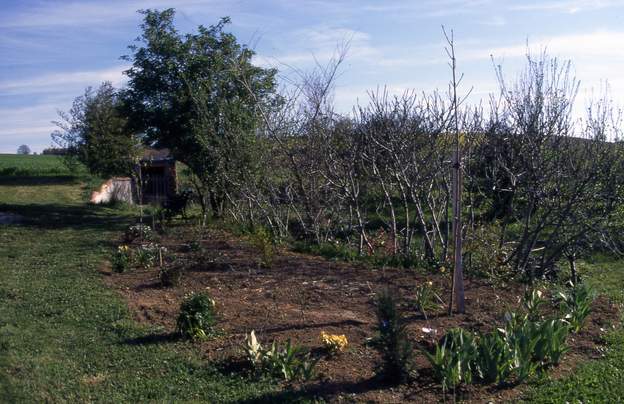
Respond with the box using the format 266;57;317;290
374;289;415;383
176;292;217;340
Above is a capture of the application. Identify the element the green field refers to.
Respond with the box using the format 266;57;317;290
0;154;87;177
0;154;623;402
0;154;277;402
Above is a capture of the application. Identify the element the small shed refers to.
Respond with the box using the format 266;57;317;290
138;148;177;204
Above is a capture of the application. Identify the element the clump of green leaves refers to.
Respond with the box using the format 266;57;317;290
134;243;165;269
125;224;153;242
501;311;570;382
249;226;276;268
501;311;542;382
111;245;131;273
413;281;442;320
244;330;318;382
375;289;415;383
556;282;595;333
159;262;184;287
424;283;581;391
533;319;570;366
424;328;478;390
474;330;514;385
176;292;217;340
523;288;545;321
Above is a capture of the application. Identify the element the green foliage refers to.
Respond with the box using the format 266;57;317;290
502;311;570;381
176;292;217;340
375;289;414;383
244;331;318;382
16;145;31;155
159;262;184;287
292;241;359;262
523;288;545;321
556;282;595;333
464;222;512;279
424;328;478;390
125;224;153;242
134;243;163;269
475;330;514;384
413;281;441;320
51;82;140;177
111;245;131;273
0;154;85;177
502;312;541;382
533;319;570;366
122;9;277;218
249;226;276;268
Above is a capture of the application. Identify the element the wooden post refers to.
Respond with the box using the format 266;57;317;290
452;149;465;313
444;26;465;315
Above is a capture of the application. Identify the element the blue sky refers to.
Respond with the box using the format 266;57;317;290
1;0;624;153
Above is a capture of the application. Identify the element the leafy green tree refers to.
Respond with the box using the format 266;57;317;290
52;82;139;177
121;9;277;220
16;145;31;155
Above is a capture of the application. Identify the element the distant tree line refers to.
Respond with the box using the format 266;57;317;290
51;8;624;281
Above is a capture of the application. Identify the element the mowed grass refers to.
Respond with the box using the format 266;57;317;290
521;258;624;402
0;154;278;402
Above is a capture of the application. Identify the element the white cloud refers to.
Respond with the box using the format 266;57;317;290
0;65;129;96
461;30;624;61
0;104;63;153
510;0;624;13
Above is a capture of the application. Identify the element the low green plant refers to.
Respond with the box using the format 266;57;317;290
523;288;545;321
249;226;276;268
475;330;514;384
424;328;478;390
111;245;131;273
533;318;570;366
159;262;184;287
176;292;217;340
375;289;415;383
134;243;165;269
125;224;153;242
502;312;540;383
413;281;442;320
244;330;318;382
556;282;595;333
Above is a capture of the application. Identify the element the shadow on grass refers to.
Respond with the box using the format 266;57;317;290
123;332;180;345
0;175;81;186
0;201;129;232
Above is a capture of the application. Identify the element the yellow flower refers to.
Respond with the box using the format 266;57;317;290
320;331;348;353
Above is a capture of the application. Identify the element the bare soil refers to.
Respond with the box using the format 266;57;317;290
102;226;620;403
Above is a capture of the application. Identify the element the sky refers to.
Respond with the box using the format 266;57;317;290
1;0;624;153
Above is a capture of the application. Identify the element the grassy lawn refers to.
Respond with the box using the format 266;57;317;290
0;156;277;403
521;259;624;402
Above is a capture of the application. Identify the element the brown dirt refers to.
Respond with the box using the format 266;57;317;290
102;226;621;403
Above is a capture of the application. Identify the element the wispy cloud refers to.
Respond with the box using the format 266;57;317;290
0;65;129;96
510;0;624;13
463;30;624;60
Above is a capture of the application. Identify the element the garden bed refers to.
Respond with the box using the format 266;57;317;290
103;227;620;403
